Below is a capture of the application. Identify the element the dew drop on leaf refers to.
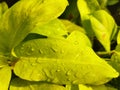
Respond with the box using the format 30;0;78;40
39;49;43;54
31;48;35;52
56;69;60;72
66;70;72;76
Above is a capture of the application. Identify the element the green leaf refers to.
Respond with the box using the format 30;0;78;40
92;10;117;40
0;0;68;55
91;85;117;90
0;2;8;19
77;0;100;37
90;14;110;51
61;19;86;34
0;66;11;90
0;56;8;68
31;19;68;38
10;78;66;90
14;39;118;84
79;84;93;90
66;85;79;90
107;0;119;5
110;44;120;73
77;0;100;18
89;10;117;52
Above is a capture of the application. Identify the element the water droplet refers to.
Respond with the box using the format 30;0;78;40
50;47;57;53
26;52;31;56
31;63;36;66
31;48;35;52
74;41;79;45
39;49;43;54
72;80;78;84
56;69;60;72
66;71;72;76
52;78;58;83
47;78;51;82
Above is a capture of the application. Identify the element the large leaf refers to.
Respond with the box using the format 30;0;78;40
31;19;68;38
13;37;80;59
10;78;66;90
14;47;118;85
0;66;11;90
14;56;118;85
0;0;68;55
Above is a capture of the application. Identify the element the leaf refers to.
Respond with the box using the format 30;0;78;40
0;0;68;55
92;10;117;40
61;19;86;34
31;19;68;38
90;14;110;51
91;85;118;90
0;66;11;90
110;44;120;73
77;0;100;18
0;56;8;68
13;47;119;85
66;85;79;90
79;84;92;90
89;10;117;52
0;2;8;19
107;0;119;5
77;0;100;37
10;78;66;90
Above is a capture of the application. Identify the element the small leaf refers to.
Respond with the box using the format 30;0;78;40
77;0;100;17
110;44;120;73
77;0;100;37
0;66;11;90
66;85;79;90
107;0;119;5
31;19;68;38
92;10;117;40
0;2;8;19
0;0;68;55
90;14;110;51
10;78;66;90
79;84;92;90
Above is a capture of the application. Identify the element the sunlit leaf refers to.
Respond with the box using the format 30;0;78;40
77;0;100;37
0;66;11;90
10;78;66;90
79;84;92;90
14;41;118;85
0;0;68;55
31;19;68;38
89;10;117;52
